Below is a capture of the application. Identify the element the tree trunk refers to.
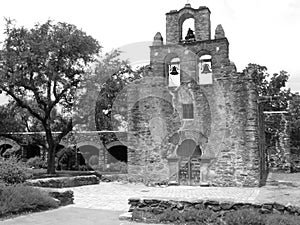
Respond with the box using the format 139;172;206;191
45;125;56;174
47;143;56;174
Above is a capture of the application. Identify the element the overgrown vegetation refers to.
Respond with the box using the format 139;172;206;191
153;208;300;225
26;156;47;169
0;184;58;218
0;156;32;184
0;156;58;219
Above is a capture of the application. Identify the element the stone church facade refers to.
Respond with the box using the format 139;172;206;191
118;4;268;187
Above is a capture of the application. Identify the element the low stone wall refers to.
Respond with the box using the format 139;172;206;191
101;174;128;182
128;198;300;223
47;190;74;206
291;153;300;172
26;175;100;188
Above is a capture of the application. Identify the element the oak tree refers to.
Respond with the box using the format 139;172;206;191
0;19;100;174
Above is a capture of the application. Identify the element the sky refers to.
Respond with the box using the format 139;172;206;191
0;0;299;104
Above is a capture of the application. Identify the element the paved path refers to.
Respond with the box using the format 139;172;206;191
67;182;261;211
0;207;162;225
2;178;300;225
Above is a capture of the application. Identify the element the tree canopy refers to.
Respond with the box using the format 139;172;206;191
245;63;300;152
0;19;101;173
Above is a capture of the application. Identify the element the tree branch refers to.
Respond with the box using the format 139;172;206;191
56;118;73;143
2;87;44;122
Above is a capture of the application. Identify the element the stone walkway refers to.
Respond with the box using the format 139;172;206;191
64;182;260;211
63;174;300;212
2;173;300;225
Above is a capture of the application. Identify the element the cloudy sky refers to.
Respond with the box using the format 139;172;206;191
0;0;299;104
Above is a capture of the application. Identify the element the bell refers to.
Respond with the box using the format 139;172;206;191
170;66;179;75
202;63;211;74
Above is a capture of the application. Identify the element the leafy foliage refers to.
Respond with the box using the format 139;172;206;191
93;50;145;144
56;146;86;170
245;64;300;153
26;156;47;169
0;156;32;185
0;19;100;174
0;184;59;218
88;155;99;167
223;209;265;225
155;208;217;224
266;214;300;225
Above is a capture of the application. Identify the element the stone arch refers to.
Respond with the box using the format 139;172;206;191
76;141;102;165
178;11;195;40
77;141;102;150
105;141;128;163
0;138;20;157
196;49;212;58
58;140;68;148
105;141;123;150
164;53;181;87
0;144;13;156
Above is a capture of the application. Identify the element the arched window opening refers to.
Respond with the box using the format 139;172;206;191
181;17;195;42
199;54;212;85
0;144;12;157
168;57;180;87
107;145;127;163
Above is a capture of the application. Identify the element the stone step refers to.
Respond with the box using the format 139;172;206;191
266;180;300;188
119;212;132;221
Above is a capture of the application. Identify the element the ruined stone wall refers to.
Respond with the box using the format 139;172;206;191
124;4;264;186
208;76;261;186
124;77;181;184
266;113;291;172
124;56;262;186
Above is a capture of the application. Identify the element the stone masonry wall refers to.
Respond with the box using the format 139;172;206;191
128;198;300;223
126;4;264;187
266;113;291;172
166;5;211;44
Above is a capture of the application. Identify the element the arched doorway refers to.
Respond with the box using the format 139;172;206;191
177;139;202;186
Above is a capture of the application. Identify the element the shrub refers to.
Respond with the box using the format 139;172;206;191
158;208;182;223
223;209;265;225
88;155;99;167
157;208;217;224
26;156;47;169
266;214;300;225
0;156;32;185
78;165;90;171
0;184;59;217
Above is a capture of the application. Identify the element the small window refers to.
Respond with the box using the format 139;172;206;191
182;104;194;119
